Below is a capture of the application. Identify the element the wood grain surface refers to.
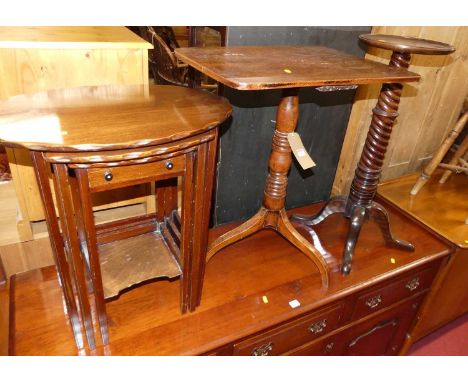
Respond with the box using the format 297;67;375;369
99;232;182;299
378;170;468;248
359;34;456;55
174;46;420;90
9;201;450;355
0;84;232;152
0;26;152;49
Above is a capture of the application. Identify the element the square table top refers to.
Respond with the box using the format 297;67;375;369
175;45;420;90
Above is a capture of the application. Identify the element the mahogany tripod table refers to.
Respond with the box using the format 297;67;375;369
291;35;455;274
175;45;420;287
0;84;231;350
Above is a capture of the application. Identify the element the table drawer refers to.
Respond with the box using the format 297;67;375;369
350;265;437;321
233;303;343;356
86;155;185;192
283;334;343;356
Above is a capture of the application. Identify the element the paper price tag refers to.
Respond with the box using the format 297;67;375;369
287;132;316;170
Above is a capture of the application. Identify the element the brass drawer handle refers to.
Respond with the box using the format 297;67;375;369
165;161;174;170
406;277;420;292
309;319;327;334
348;318;398;348
251;342;273;356
103;171;113;181
365;295;382;309
325;342;334;353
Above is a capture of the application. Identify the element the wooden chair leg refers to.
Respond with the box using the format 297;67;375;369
411;111;468;195
439;133;468;184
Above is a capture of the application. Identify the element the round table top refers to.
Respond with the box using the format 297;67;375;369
0;84;232;152
359;34;455;55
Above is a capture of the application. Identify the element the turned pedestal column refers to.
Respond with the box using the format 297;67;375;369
292;34;455;274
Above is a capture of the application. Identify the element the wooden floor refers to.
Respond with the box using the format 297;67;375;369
378;170;467;248
7;201;449;355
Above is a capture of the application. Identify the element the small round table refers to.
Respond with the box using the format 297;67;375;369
0;84;232;351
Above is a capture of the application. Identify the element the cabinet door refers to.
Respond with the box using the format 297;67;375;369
340;296;424;356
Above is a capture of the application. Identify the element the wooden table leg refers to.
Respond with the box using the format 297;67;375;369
74;168;109;346
30;152;84;350
52;164;97;350
191;135;219;308
207;88;329;288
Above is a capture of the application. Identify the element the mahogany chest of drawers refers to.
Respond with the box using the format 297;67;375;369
9;201;450;355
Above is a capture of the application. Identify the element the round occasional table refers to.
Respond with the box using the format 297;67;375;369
0;84;232;351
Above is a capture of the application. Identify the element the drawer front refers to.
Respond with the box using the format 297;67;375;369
283;334;343;356
233;303;343;356
86;155;185;192
351;266;437;321
342;294;425;356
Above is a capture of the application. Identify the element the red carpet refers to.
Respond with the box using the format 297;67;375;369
408;313;468;356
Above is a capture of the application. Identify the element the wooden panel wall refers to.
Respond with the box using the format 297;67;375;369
332;26;468;196
213;26;371;225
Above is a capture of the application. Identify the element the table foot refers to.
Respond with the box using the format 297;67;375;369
370;201;415;252
341;205;366;274
277;209;329;288
291;196;347;225
207;207;329;288
206;208;267;262
292;198;415;275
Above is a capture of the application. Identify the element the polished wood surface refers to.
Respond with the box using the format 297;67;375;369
9;84;230;349
0;26;152;49
174;46;420;90
0;85;231;152
332;27;468;197
0;26;153;240
359;34;456;55
378;171;468;344
378;170;468;248
9;202;450;355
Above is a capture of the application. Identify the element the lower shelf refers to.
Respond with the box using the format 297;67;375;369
99;231;181;299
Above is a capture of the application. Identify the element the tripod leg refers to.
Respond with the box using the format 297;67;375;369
370;201;415;251
277;209;329;288
341;205;367;275
206;207;267;262
291;196;347;226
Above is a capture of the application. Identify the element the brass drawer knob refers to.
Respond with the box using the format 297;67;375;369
165;161;174;170
406;277;420;291
251;342;273;356
366;295;382;309
309;319;327;334
103;171;113;181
